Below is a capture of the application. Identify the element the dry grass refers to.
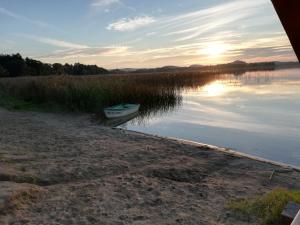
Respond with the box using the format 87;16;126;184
0;72;216;113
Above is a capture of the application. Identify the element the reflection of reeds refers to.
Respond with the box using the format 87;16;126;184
0;72;217;114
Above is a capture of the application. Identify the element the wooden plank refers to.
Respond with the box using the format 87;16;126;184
271;0;300;62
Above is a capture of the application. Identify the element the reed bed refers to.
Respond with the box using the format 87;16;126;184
0;72;217;113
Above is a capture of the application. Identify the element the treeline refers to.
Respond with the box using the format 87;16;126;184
110;61;276;74
0;53;109;77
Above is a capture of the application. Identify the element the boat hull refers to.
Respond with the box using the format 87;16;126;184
104;104;140;118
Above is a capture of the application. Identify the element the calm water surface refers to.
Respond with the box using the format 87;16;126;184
120;69;300;167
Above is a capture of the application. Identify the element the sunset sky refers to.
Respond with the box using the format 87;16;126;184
0;0;297;68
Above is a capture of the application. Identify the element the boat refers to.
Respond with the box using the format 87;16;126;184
102;112;139;127
104;104;140;118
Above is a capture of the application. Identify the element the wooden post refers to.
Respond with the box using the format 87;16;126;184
271;0;300;62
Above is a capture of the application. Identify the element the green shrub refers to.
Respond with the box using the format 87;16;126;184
229;188;300;225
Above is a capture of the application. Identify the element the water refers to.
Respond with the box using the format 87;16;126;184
119;69;300;167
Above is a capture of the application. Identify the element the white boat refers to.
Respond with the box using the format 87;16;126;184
104;104;140;118
102;112;139;127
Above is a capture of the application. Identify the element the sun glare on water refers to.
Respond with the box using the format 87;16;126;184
203;82;227;97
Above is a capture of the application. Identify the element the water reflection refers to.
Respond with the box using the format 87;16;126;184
203;82;227;97
119;69;300;167
101;72;218;125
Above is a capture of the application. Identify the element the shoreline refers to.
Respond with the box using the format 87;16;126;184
172;137;300;171
118;128;300;172
1;108;300;225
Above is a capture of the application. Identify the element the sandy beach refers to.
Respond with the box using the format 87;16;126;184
1;107;300;225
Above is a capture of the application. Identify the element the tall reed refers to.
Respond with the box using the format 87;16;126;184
0;72;217;113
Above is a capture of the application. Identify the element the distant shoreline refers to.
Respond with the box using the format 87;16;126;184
1;53;299;78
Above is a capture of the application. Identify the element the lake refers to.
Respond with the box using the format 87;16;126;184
119;68;300;167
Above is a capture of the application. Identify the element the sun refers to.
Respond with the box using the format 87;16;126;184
202;43;229;57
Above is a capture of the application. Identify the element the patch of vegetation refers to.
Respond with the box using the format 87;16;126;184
7;188;42;212
0;90;38;111
0;80;75;112
0;89;62;112
229;188;300;225
0;73;215;114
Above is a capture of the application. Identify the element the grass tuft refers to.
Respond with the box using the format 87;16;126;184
229;188;300;225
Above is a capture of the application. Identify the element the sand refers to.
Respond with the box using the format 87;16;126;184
0;107;300;225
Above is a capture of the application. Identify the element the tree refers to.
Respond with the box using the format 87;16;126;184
0;53;109;77
0;65;8;77
52;63;64;75
0;53;26;77
8;53;26;76
25;58;54;76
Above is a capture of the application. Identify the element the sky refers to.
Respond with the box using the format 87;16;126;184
0;0;298;69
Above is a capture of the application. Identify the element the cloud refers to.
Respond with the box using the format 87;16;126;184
0;7;56;29
91;0;120;7
162;0;268;26
36;32;295;67
156;0;269;42
38;46;130;59
107;16;156;31
90;0;136;12
34;37;89;49
9;0;296;68
20;34;131;60
20;34;89;49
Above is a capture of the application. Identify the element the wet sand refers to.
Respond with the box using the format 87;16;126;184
0;107;300;225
